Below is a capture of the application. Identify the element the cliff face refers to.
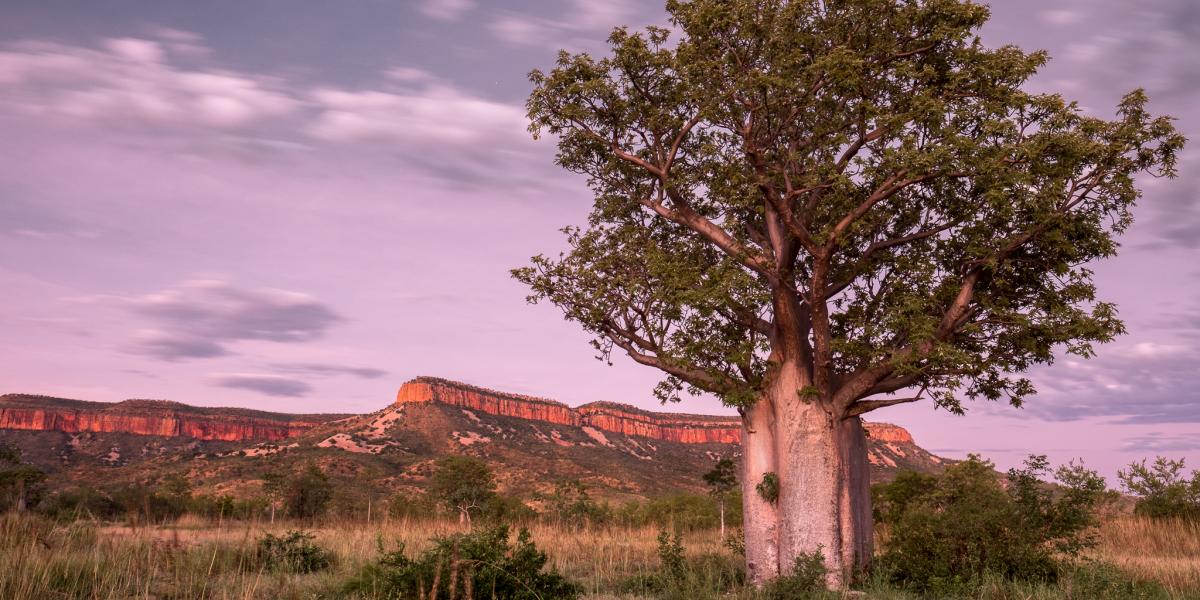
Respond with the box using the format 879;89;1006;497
395;377;907;446
0;395;343;442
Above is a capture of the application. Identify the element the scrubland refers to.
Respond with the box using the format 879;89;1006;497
1;512;1196;600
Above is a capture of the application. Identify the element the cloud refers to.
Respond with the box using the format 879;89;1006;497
124;279;342;361
209;373;312;397
488;0;638;48
0;32;296;130
1120;434;1200;454
0;34;553;187
418;0;476;21
1021;340;1200;424
1040;9;1082;26
307;82;526;146
269;363;388;379
131;331;229;361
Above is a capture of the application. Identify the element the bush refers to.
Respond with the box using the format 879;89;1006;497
253;530;332;573
875;454;1108;593
1119;456;1200;520
618;529;743;599
284;464;333;520
762;549;828;600
344;524;578;600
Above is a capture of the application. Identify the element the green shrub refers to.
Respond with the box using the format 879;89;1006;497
618;530;743;599
343;524;578;600
1119;456;1200;520
253;530;332;573
762;548;828;600
875;454;1108;593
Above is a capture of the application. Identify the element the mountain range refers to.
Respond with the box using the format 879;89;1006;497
0;376;948;502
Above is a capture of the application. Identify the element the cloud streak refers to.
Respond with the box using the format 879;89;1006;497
209;373;312;397
122;279;341;361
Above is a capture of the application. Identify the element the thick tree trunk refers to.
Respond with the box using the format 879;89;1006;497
774;399;872;588
740;396;780;585
741;367;873;589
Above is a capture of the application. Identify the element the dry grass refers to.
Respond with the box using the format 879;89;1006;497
1;512;1197;599
1091;515;1200;596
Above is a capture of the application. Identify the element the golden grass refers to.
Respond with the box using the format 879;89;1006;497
1091;515;1200;596
0;513;1196;599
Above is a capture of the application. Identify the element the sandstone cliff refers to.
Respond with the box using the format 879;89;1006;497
394;376;908;446
0;394;346;442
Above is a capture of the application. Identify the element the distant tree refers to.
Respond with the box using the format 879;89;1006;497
703;458;738;539
517;0;1183;586
157;472;193;516
262;471;286;523
0;443;46;513
285;464;333;521
541;479;609;527
1119;457;1200;520
430;456;496;526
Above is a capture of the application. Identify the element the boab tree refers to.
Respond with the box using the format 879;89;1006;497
514;0;1183;588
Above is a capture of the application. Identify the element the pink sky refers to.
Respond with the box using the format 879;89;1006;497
1;0;1198;482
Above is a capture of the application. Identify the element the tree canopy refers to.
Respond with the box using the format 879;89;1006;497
515;0;1184;418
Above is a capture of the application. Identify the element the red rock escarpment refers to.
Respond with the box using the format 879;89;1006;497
0;395;344;442
395;377;908;445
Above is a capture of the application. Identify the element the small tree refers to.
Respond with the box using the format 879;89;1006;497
285;464;333;521
1119;457;1200;520
430;456;496;527
703;458;738;539
262;471;286;523
0;444;45;513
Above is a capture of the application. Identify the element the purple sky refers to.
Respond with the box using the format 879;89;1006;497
1;0;1197;482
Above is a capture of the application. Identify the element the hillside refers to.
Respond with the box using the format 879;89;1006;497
0;377;948;503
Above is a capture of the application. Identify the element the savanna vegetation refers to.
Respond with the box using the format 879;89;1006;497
3;449;1200;599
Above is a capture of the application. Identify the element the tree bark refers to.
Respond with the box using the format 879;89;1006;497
718;498;726;541
741;367;874;589
774;400;873;588
740;395;780;585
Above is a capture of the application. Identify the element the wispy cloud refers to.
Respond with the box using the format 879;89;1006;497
269;362;388;379
115;279;342;361
417;0;476;21
209;373;312;397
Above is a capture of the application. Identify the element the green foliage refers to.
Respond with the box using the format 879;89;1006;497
284;463;333;520
1119;456;1200;520
38;487;121;521
703;458;738;496
0;443;46;512
516;0;1183;420
343;525;579;600
762;549;829;600
873;470;937;525
481;494;539;524
614;492;738;531
876;455;1109;593
387;491;441;521
429;456;496;524
657;529;686;578
619;530;744;599
539;479;610;527
756;472;779;504
252;530;332;573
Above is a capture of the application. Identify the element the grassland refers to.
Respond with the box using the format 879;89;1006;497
1;513;1196;599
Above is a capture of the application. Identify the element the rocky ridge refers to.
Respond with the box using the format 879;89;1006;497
394;376;914;447
0;394;348;442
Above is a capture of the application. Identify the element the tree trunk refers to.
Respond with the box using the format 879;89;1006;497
718;498;726;541
740;396;780;585
741;366;873;589
15;477;26;513
774;399;873;588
